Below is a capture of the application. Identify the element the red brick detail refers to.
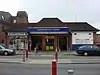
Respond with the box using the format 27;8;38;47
0;32;6;44
42;35;46;51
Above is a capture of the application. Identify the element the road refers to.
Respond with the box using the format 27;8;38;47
0;52;100;75
0;63;100;75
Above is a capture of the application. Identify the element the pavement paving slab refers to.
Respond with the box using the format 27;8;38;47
0;58;100;64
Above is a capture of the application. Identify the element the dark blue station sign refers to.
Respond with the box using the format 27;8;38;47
28;27;71;33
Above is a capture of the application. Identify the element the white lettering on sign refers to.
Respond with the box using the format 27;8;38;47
37;28;60;31
8;32;28;36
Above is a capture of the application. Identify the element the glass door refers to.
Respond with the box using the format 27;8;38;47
45;36;54;51
59;36;67;51
31;36;42;51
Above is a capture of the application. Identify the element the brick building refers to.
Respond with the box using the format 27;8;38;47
0;11;99;51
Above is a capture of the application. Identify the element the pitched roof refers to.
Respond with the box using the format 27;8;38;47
35;18;64;27
0;18;99;32
64;22;99;31
0;11;12;24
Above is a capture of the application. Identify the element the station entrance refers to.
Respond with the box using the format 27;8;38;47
28;27;72;51
30;34;69;51
31;35;42;51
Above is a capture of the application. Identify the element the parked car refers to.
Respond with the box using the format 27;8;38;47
76;45;100;56
0;45;15;55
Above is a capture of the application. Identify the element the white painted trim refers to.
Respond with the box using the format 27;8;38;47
28;27;69;28
30;32;68;34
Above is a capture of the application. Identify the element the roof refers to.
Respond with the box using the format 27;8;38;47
64;22;99;31
3;23;28;32
34;18;64;27
17;11;28;18
0;11;12;24
0;18;99;32
28;18;99;31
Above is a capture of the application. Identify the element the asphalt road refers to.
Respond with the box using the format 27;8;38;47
0;63;100;75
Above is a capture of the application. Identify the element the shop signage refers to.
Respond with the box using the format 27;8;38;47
8;32;28;36
28;27;71;33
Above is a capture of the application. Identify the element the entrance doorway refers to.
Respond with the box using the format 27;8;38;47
58;36;68;51
31;36;42;51
45;36;54;51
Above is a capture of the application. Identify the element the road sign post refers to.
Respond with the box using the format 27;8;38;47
23;41;26;62
54;48;58;61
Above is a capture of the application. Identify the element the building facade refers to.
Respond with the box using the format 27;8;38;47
0;11;99;51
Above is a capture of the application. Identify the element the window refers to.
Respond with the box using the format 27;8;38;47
74;33;77;35
87;45;93;49
0;47;2;49
13;20;16;23
89;33;91;35
1;16;5;20
93;46;99;50
75;39;90;44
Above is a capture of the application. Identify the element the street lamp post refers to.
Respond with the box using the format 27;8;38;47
23;40;26;62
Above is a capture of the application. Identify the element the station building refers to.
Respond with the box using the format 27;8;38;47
0;11;99;51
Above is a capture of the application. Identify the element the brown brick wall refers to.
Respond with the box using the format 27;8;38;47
0;32;6;44
95;34;100;45
16;17;28;23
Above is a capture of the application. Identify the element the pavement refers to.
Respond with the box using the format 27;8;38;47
0;58;100;64
16;51;77;56
0;51;100;64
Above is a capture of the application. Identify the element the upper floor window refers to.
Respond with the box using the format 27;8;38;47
74;33;77;35
13;20;16;23
1;16;5;20
89;33;91;35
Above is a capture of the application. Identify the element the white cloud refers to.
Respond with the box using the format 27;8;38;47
0;0;22;15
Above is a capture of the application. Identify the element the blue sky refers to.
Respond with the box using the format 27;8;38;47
0;0;100;32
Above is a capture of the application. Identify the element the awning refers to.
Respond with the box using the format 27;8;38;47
28;27;71;34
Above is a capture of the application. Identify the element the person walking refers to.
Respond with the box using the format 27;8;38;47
8;41;16;54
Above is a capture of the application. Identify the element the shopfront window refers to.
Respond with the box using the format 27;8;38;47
45;36;54;51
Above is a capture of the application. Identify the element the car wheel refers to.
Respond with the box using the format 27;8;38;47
84;52;88;56
4;51;9;56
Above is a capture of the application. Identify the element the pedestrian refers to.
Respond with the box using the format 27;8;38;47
8;41;16;54
1;40;6;47
35;44;39;53
25;41;28;50
20;41;24;51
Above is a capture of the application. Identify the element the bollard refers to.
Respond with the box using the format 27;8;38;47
52;60;57;75
23;41;26;62
26;50;28;60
